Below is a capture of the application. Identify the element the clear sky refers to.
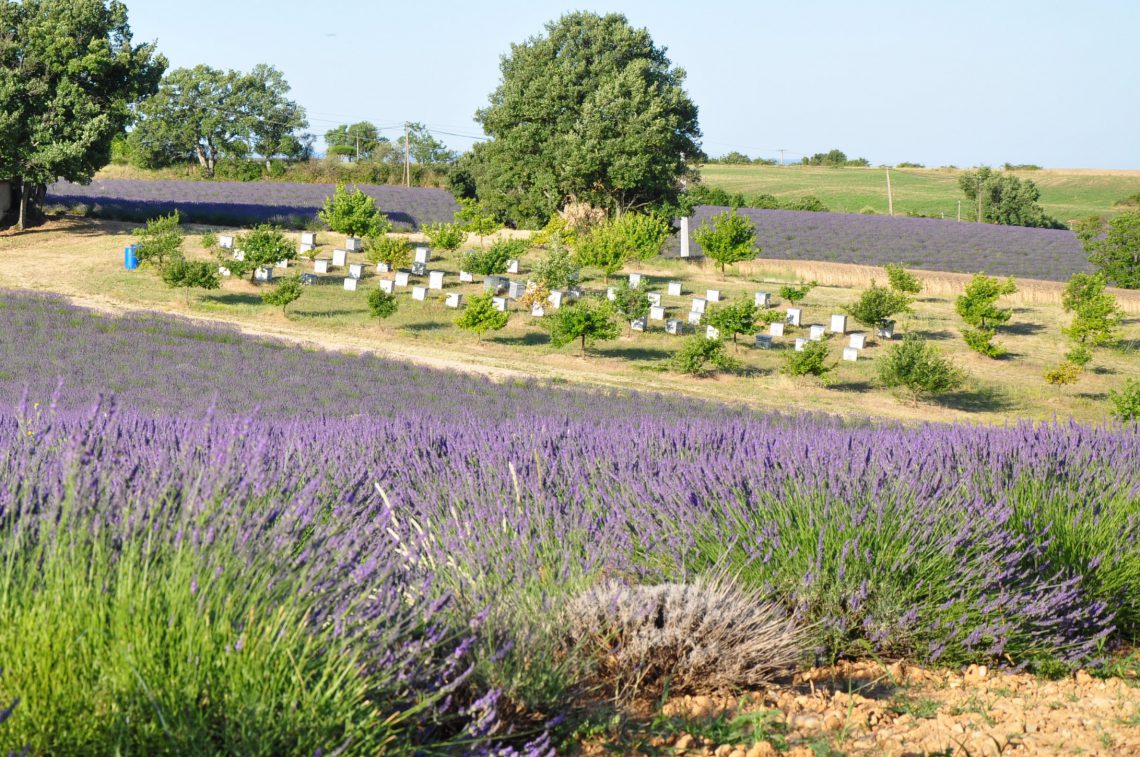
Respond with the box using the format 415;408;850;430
122;0;1140;169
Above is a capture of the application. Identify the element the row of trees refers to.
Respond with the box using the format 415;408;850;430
324;121;456;166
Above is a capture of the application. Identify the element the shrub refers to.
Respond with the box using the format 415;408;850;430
366;236;412;270
610;212;670;263
261;276;303;315
547;299;620;354
460;239;528;276
318;183;391;238
422;221;465;252
782;195;828;212
878;334;964;405
455;197;502;239
671;336;742;377
1062;273;1123;356
611;281;650;333
746;193;780;210
134;211;183;267
455;292;509;340
565;578;805;699
956;274;1017;357
200;231;218;249
1044;362;1082;386
961;327;1005;358
845;283;912;332
704;297;759;349
884;263;923;294
1109;379;1140;423
160;258;220;304
778;281;816;305
693;208;758;275
367;288;398;320
782;340;833;379
237;225;296;280
531;243;579;290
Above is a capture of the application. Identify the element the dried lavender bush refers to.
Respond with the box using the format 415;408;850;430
565;578;806;699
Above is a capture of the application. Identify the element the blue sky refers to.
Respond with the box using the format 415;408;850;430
124;0;1140;168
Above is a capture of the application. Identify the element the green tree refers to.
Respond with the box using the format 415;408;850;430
319;184;391;239
468;12;703;225
395;122;457;165
693;208;759;276
612;212;670;264
1109;379;1140;423
955;273;1017;357
531;243;580;291
1062;272;1123;357
548;298;620;354
575;223;627;283
454;197;503;242
670;336;742;377
958;167;1064;229
128;64;307;177
884;263;923;294
365;237;412;271
704;297;758;350
782;340;834;379
455;292;510;341
877;334;965;405
0;0;165;229
237;225;296;281
1044;361;1082;386
160;258;220;304
134;212;184;268
1084;212;1140;289
261;276;302;315
778;281;817;305
325;121;383;160
611;281;650;334
845;283;913;334
460;239;527;276
367;288;398;320
422;221;466;253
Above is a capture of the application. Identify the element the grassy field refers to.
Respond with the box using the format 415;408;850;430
700;164;1140;222
2;216;1138;426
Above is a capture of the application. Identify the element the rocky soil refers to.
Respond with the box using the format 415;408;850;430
584;660;1140;756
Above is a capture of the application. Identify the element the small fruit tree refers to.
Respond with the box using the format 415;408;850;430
422;221;466;254
877;334;964;405
670;336;742;377
319;184;392;239
693;208;758;276
455;292;510;341
611;282;650;335
548;298;620;354
460;239;528;276
367;288;399;321
135;212;183;268
236;225;296;282
261;276;303;315
845;283;912;338
955;273;1017;357
884;263;923;294
704;297;759;350
161;259;220;304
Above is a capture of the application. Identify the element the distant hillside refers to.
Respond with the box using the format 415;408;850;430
700;165;1140;222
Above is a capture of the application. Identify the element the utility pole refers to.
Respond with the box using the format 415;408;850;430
778;148;785;167
957;200;961;222
355;134;360;162
403;122;411;187
885;168;894;216
977;176;983;223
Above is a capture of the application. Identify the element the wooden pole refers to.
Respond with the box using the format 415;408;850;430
403;123;410;187
885;168;894;216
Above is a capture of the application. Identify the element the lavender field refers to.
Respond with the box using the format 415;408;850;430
678;205;1090;281
2;290;1138;753
45;178;459;229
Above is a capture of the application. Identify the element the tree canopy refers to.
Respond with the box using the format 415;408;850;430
325;121;385;160
958;167;1064;229
0;0;166;229
1081;212;1140;289
693;208;758;275
466;12;703;225
128;64;308;176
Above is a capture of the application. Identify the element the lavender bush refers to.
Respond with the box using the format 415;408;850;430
46;179;459;230
0;290;1137;749
671;206;1089;281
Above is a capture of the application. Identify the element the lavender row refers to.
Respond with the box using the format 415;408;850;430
46;178;459;229
673;205;1089;281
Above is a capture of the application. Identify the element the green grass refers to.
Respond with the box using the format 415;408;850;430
700;164;1140;221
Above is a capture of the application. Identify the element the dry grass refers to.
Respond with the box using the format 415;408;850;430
565;577;806;699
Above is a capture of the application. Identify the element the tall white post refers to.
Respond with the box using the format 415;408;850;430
679;216;690;258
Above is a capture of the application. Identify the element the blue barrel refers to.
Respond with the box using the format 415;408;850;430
124;245;138;270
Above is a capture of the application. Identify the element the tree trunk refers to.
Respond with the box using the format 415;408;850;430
581;333;586;354
17;178;26;232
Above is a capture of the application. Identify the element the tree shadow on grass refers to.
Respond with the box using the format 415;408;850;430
829;380;876;393
912;329;955;341
203;293;263;306
290;308;361;318
402;321;448;333
594;345;672;361
934;385;1016;413
1090;365;1116;375
492;332;549;347
1076;392;1109;402
1003;322;1046;336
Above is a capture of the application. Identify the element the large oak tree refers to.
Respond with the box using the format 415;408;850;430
466;12;703;226
0;0;165;229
